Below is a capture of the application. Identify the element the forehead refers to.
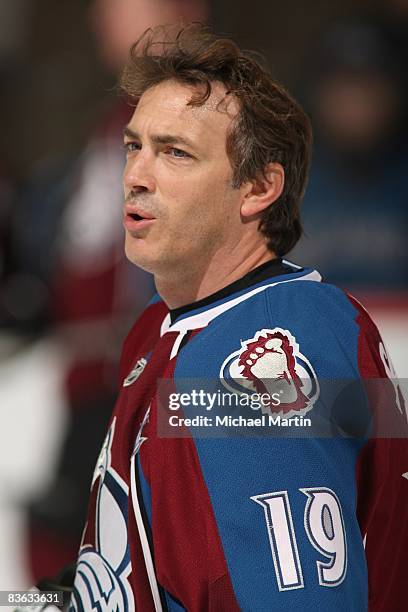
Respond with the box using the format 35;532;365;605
128;79;239;146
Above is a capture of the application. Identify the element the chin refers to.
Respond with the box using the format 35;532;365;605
125;250;153;273
124;242;162;275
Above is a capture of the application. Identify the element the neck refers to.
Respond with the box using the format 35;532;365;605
155;242;275;309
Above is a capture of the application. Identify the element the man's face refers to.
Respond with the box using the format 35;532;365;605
123;79;245;278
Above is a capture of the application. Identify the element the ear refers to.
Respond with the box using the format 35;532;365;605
240;163;284;218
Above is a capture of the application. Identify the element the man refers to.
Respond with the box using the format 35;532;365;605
28;0;208;582
69;25;408;611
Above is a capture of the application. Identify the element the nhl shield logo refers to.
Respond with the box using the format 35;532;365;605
220;328;319;416
123;356;148;387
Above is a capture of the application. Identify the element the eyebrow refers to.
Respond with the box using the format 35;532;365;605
123;126;196;150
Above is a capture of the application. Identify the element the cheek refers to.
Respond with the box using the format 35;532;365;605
159;179;207;222
157;165;237;234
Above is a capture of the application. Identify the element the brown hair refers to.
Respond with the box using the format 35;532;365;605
120;24;312;256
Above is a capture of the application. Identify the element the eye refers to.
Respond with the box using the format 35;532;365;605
123;141;141;153
167;147;191;158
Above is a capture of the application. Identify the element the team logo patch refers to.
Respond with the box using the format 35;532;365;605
70;419;134;611
220;328;319;416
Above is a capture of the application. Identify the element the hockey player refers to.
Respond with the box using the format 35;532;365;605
67;24;408;611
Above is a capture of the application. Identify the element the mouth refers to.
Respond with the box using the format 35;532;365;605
129;212;144;221
124;208;156;232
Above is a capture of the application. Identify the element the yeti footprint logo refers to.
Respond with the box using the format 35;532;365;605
220;328;319;416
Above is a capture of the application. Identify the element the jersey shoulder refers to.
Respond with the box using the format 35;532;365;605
264;278;378;340
263;279;394;380
188;278;383;381
119;294;168;384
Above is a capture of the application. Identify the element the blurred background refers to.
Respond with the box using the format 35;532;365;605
0;0;407;592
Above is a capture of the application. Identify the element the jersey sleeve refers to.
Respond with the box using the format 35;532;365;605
351;296;408;612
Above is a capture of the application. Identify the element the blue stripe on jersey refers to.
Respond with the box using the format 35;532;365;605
173;278;369;609
192;437;368;611
164;592;187;612
170;267;318;325
175;280;361;379
147;292;164;307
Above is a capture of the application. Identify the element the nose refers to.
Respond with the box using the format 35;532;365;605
123;149;156;193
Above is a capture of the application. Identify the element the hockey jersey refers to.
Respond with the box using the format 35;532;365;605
69;262;408;611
